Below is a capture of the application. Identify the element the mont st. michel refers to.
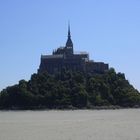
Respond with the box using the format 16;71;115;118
38;25;108;74
0;27;140;109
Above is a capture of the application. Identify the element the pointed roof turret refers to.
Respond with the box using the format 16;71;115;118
66;23;73;48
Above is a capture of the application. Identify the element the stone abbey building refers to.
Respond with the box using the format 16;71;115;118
38;26;109;74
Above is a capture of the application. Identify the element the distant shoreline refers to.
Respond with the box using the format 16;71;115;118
0;105;140;111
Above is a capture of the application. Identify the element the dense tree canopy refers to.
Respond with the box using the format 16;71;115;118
0;68;140;109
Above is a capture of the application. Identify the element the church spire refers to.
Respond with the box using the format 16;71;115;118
66;23;73;50
68;22;71;38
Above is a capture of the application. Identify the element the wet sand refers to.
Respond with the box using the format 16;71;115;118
0;109;140;140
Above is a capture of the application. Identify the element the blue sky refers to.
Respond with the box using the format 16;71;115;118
0;0;140;91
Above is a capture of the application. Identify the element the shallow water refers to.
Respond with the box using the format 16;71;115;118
0;109;140;140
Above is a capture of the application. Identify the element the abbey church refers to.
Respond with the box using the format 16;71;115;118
38;26;109;74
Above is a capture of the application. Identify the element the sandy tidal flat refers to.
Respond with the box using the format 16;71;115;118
0;109;140;140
